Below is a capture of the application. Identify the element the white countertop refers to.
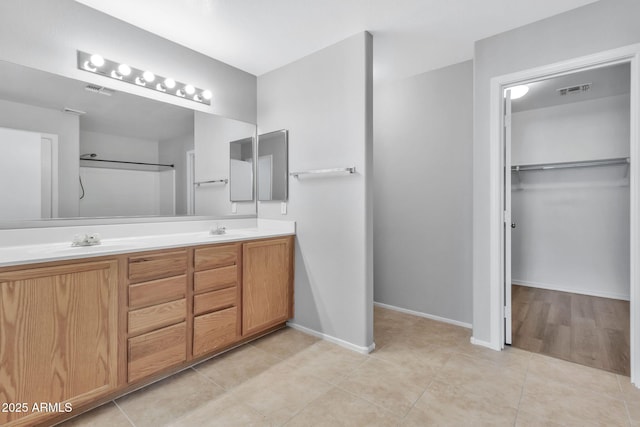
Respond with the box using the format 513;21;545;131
0;220;295;267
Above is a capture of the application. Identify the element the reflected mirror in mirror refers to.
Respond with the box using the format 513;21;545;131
0;60;257;223
257;130;288;202
229;137;254;202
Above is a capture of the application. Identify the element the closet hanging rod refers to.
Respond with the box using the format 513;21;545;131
290;166;356;178
511;157;629;172
195;179;228;187
79;158;175;168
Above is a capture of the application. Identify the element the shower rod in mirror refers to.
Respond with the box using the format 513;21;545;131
289;166;356;178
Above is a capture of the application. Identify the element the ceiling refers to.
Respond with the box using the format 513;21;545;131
75;0;598;81
0;60;193;141
511;62;630;113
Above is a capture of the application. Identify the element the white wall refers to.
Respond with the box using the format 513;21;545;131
512;95;630;300
0;0;256;123
194;113;256;217
159;133;194;216
0;98;79;217
512;95;630;164
79;167;172;217
80;130;159;163
374;60;473;325
257;32;374;350
473;0;640;345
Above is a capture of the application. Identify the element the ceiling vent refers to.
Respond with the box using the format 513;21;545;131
557;83;592;96
63;107;86;115
85;84;115;96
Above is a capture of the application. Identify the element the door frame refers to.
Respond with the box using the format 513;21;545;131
186;150;195;215
488;43;640;385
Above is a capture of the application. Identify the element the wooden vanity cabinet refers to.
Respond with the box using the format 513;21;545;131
242;236;294;336
126;249;188;383
0;259;119;427
0;235;294;426
192;243;242;357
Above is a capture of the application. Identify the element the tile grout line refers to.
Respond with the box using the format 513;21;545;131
513;354;532;426
113;400;137;427
189;366;228;391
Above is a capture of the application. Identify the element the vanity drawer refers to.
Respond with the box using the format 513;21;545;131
128;322;186;383
194;244;238;271
129;275;186;309
193;306;238;357
128;298;186;336
128;250;187;283
194;286;237;316
194;265;237;293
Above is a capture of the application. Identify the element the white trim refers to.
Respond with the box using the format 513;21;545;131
488;42;640;386
286;322;375;354
186;150;195;215
512;280;630;301
374;301;472;329
470;336;499;350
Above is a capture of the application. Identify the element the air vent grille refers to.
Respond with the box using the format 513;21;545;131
557;83;592;96
85;84;115;96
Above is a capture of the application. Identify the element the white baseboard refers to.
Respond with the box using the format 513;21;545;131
512;279;630;301
374;301;472;329
470;336;500;351
286;322;375;354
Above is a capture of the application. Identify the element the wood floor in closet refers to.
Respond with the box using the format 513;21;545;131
511;284;630;376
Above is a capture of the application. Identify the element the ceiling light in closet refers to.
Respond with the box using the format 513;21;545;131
505;85;529;100
76;51;212;105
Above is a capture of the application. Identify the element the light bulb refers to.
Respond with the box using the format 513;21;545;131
83;61;97;72
135;76;146;86
89;54;105;67
164;78;176;89
176;89;185;97
202;90;212;100
156;83;166;92
142;71;155;83
505;85;529;100
184;84;195;95
193;94;203;102
110;70;123;80
117;64;131;76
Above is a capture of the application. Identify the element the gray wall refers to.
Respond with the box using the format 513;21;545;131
473;0;640;344
257;32;374;350
0;99;79;217
374;60;473;325
0;0;256;123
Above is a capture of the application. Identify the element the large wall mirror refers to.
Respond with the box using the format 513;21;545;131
0;60;256;225
257;130;288;202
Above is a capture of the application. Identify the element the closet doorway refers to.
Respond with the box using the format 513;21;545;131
505;63;631;375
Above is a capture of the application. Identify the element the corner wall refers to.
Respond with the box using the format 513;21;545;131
473;0;640;345
257;32;374;351
374;60;473;325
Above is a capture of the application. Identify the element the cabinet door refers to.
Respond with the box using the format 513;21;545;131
0;260;118;427
242;237;293;336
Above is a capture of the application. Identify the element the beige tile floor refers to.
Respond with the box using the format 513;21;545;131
60;306;640;426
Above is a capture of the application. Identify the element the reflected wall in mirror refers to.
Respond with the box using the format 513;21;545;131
0;60;257;224
257;130;288;202
229;137;254;202
194;113;256;216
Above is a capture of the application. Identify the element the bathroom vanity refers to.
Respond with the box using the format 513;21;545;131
0;227;294;426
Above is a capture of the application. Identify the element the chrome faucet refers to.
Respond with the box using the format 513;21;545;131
210;225;226;235
71;233;102;247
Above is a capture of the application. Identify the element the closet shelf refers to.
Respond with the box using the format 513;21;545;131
511;157;629;172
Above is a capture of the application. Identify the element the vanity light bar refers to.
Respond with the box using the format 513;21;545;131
76;51;212;105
